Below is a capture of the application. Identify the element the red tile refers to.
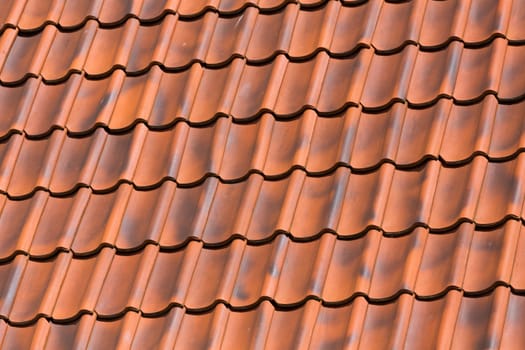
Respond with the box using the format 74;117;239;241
499;45;525;100
246;5;295;61
463;0;512;43
372;0;425;52
177;0;218;16
59;0;101;28
41;22;96;82
361;45;417;109
132;308;181;349
17;0;61;31
419;0;469;47
0;80;37;139
489;101;525;158
87;313;138;350
98;0;140;25
508;0;525;40
453;39;506;101
500;293;525;348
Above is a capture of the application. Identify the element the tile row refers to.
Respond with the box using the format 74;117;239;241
1;154;525;258
2;222;525;324
1;96;525;188
1;0;338;33
2;40;525;136
4;0;524;43
3;288;525;349
3;0;524;82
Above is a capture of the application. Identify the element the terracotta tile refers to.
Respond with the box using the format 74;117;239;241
29;194;77;257
7;132;62;197
450;287;509;349
463;0;512;43
0;80;37;139
206;9;256;65
174;307;216;349
87;313;139;350
274;55;324;115
0;0;24;31
49;129;106;194
306;109;358;172
52;250;108;320
25;76;80;137
159;180;216;247
177;0;218;16
372;0;425;52
95;245;157;317
165;15;214;68
139;0;178;21
221;303;269;349
338;166;393;234
229;241;277;306
511;225;525;290
17;0;62;31
263;115;315;175
322;230;381;302
475;154;525;224
66;72;123;133
359;294;412;350
349;104;405;169
317;51;371;112
331;1;380;54
84;21;137;76
265;300;319;350
245;176;290;241
141;242;200;313
90;127;143;191
201;179;253;243
108;73;152;131
0;194;38;259
131;308;181;349
98;0;141;25
440;96;497;162
0;255;26;317
219;121;265;179
115;182;175;250
231;62;275;119
59;0;101;28
407;41;462;105
508;0;525;40
8;253;68;323
419;0;468;47
500;293;525;349
71;188;123;254
489;101;525;158
148;67;194;126
463;221;520;292
382;163;438;233
41;22;97;82
246;5;296;61
45;317;86;350
309;303;354;349
368;230;425;299
429;157;486;229
127;16;176;73
288;2;337;58
453;39;506;102
405;293;453;349
290;169;349;238
1;27;53;84
499;45;525;100
1;321;38;349
415;223;473;296
361;45;417;109
396;100;449;165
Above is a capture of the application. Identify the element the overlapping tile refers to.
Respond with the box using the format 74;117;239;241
1;0;525;347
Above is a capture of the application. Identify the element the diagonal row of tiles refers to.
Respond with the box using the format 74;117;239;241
0;154;525;259
1;1;525;88
2;288;525;349
3;0;524;44
1;221;525;324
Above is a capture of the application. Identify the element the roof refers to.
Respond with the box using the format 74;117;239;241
0;0;524;348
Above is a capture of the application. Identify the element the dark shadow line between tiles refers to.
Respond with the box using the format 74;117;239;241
3;33;525;87
0;216;522;268
2;146;525;200
0;0;383;36
3;284;525;327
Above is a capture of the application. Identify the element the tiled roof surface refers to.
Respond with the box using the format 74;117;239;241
1;0;525;348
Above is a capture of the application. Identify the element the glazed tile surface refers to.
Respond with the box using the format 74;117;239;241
1;0;525;348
